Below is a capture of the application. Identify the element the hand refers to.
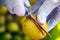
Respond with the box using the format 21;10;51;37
37;0;60;32
37;0;60;24
47;6;60;32
4;0;30;16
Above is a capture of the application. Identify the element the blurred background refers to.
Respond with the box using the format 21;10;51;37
0;0;60;40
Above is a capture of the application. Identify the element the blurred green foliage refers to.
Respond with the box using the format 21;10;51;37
42;22;60;40
0;0;60;40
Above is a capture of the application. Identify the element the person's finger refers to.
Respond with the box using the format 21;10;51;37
24;0;30;7
4;0;15;14
37;0;60;24
5;0;25;16
47;5;60;32
13;0;25;16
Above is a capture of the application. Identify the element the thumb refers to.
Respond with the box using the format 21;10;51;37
14;0;25;16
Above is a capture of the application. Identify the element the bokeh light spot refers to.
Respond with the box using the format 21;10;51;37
56;37;60;40
57;23;60;31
